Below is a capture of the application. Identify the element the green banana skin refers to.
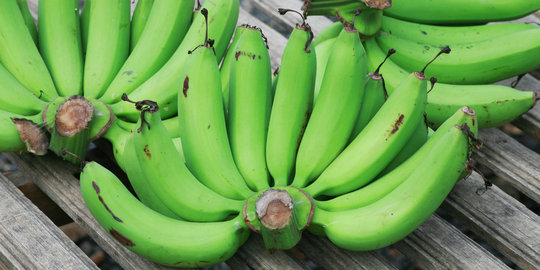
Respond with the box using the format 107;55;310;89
135;110;245;221
311;123;473;251
267;25;316;187
179;44;254;199
228;26;273;191
80;0;90;53
339;8;382;38
291;27;367;188
304;69;427;197
313;37;336;104
381;16;539;47
16;0;37;45
100;0;195;103
38;0;84;96
315;106;477;212
130;0;154;51
0;110;45;153
312;21;343;47
220;26;247;114
0;62;48;116
0;0;57;101
80;161;250;267
108;0;239;122
376;29;540;85
364;38;536;129
384;0;540;25
83;0;131;99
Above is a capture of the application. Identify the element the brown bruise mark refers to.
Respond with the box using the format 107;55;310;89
143;144;151;158
387;114;404;139
93;182;123;223
183;77;189;98
92;181;100;194
234;51;257;61
234;51;241;61
110;229;135;246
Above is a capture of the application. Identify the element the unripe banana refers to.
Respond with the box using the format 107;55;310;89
0;0;57;101
83;0;131;99
364;37;536;129
384;0;540;25
0;63;47;116
80;161;250;267
220;26;247;113
315;106;477;212
108;0;239;121
130;0;154;51
38;0;84;96
380;16;539;47
134;109;245;221
376;29;540;85
228;25;272;191
267;23;316;187
304;66;428;197
0;110;47;154
178;39;254;199
80;0;90;53
291;26;367;188
100;0;195;103
313;21;343;46
16;0;37;45
313;37;336;103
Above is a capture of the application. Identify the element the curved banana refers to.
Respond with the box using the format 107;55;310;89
220;26;247;113
0;63;47;116
80;161;250;267
108;0;239;121
313;37;336;103
83;0;131;99
313;21;343;46
179;38;254;199
375;29;540;85
291;25;367;188
228;25;272;191
0;0;57;101
364;37;536;129
38;0;83;96
380;16;539;47
267;23;316;187
315;106;477;211
130;0;154;51
134;109;245;221
100;0;195;103
311;122;473;251
16;0;37;45
304;58;428;197
384;0;540;25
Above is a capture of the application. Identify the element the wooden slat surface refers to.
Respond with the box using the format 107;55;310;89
442;172;540;270
0;173;98;270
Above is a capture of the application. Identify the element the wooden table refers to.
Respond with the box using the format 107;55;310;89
1;0;539;269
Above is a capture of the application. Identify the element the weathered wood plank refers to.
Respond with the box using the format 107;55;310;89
473;128;540;204
394;214;510;270
0;173;98;270
296;233;397;269
500;74;540;141
442;172;540;270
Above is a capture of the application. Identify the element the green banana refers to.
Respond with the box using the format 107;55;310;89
134;109;244;221
130;0;154;51
313;37;336;103
228;25;272;191
266;22;316;187
220;25;247;113
80;161;250;267
38;0;84;96
0;62;47;116
375;29;540;85
100;0;194;103
380;16;539;47
291;25;367;188
316;106;477;211
16;0;37;45
80;0;90;53
107;0;239;121
310;122;474;251
0;0;57;101
303;50;433;197
384;0;540;25
0;110;46;154
312;21;343;46
178;31;254;199
83;0;131;99
364;37;536;129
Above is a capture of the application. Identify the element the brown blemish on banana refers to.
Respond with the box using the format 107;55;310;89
12;118;49;155
92;181;123;222
143;144;151;158
389;114;404;136
183;77;189;98
235;51;258;61
55;95;94;137
110;229;135;246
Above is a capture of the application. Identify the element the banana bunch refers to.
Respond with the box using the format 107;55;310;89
0;0;239;163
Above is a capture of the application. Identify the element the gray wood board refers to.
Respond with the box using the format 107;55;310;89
443;172;540;270
0;173;98;270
